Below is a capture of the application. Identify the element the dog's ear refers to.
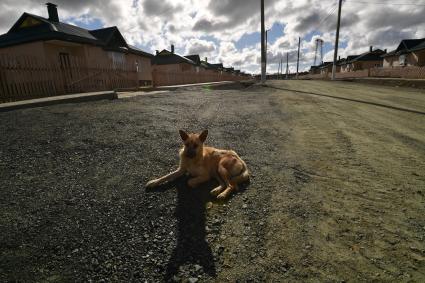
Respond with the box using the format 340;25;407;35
179;130;189;141
199;129;208;143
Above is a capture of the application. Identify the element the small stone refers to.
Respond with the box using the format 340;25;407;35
188;277;198;283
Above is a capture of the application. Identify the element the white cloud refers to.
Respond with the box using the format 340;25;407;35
0;0;424;73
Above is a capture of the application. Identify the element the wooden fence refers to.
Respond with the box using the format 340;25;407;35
152;69;246;86
0;54;138;102
299;66;425;80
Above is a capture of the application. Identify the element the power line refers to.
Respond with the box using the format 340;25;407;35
317;5;338;27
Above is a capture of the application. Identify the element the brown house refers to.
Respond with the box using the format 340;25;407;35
338;55;359;72
0;3;153;86
151;46;243;86
382;38;425;68
345;47;385;71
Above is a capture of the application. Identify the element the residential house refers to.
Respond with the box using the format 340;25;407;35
0;3;153;86
382;38;425;67
309;65;320;75
319;62;333;74
151;45;199;85
346;47;386;71
339;55;359;72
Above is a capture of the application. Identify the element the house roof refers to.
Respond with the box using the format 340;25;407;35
152;49;197;65
0;12;153;57
184;55;201;65
348;49;385;62
210;63;223;69
382;38;425;57
411;40;425;52
318;61;333;69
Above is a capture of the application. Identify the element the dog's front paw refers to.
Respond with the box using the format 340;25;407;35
146;179;159;189
216;191;229;200
210;186;223;197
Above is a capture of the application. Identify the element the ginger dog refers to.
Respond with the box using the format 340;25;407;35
146;130;249;199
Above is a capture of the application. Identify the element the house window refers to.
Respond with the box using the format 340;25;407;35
108;51;125;68
399;54;406;66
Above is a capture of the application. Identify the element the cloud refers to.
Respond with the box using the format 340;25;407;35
185;38;216;55
0;0;424;74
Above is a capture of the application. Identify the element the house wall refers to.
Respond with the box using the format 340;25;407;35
0;41;46;61
43;41;87;65
383;56;397;67
340;64;352;72
353;60;382;70
383;52;425;68
126;53;152;84
413;49;425;66
152;62;240;86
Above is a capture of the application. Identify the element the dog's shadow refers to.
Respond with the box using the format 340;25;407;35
147;176;250;281
148;176;217;280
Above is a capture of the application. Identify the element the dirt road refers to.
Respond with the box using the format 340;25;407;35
1;80;424;282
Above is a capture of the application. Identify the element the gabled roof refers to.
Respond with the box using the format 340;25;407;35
0;12;153;57
200;60;221;70
210;63;223;69
0;12;99;47
382;38;425;57
411;40;425;52
349;49;385;62
89;27;126;46
184;55;201;65
318;61;333;69
152;49;197;65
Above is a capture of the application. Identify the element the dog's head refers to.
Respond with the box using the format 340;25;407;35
179;129;208;159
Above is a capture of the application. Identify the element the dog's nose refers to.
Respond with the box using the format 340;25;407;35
185;149;196;158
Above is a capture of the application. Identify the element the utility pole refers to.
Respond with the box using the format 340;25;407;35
265;29;268;76
332;0;343;80
261;0;266;84
296;37;300;79
286;52;289;79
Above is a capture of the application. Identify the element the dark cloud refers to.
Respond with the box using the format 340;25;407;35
142;0;183;18
187;40;216;55
294;13;320;32
364;7;425;31
207;0;279;29
193;19;214;31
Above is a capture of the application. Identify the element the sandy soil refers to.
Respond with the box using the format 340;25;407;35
0;80;424;282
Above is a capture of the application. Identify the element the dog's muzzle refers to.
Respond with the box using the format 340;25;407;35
185;149;196;158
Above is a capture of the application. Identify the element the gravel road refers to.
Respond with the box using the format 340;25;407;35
1;80;424;282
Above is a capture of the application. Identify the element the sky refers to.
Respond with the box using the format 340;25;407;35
0;0;424;74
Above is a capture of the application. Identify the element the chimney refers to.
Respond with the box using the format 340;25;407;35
171;44;174;53
46;3;59;22
338;55;340;60
369;45;373;52
384;49;387;53
205;57;207;62
156;50;159;55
